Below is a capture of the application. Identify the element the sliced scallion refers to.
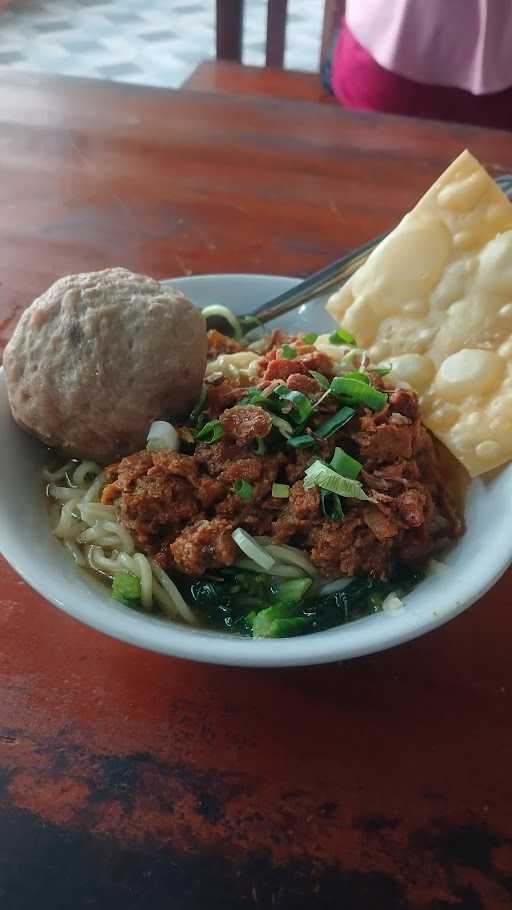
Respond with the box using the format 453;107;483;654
329;446;362;480
232;528;275;570
321;490;344;521
342;371;369;385
233;479;253;501
329;328;357;346
308;370;330;391
274;386;313;423
195;419;224;444
272;483;290;499
281;344;297;359
372;365;392;377
302;332;318;344
271;414;294;438
202;304;242;340
315;406;355;438
189;385;208;424
303;461;369;500
252;438;266;455
330;377;387;411
287;434;316;449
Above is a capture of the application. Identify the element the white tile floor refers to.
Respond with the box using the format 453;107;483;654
0;0;323;88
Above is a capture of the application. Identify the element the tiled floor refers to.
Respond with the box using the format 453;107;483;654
0;0;323;88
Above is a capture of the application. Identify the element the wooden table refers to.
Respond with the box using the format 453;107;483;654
1;70;512;908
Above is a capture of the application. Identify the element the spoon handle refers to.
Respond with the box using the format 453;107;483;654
251;174;512;327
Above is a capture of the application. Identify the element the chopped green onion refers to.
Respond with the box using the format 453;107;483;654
329;446;362;480
233;479;253;501
252;438;266;455
321;490;344;521
308;370;330;391
240;389;270;408
342;371;370;385
232;528;275;570
272;483;290;499
287;434;316;449
302;332;318;344
189;385;208;424
281;344;297;359
329;328;357;346
330;377;387;411
315;406;355;438
274;386;313;423
372;365;392;377
271;414;294;438
195;419;224;444
303;461;369;500
202;304;242;340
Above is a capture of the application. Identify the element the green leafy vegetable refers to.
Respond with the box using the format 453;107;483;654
302;332;318;344
303;460;369;500
272;577;312;604
329;328;357;346
252;603;311;638
180;564;423;638
302;568;424;633
195;419;224;444
315;406;356;438
112;573;142;608
330;377;387;411
233;479;253;501
281;344;297;359
329;446;362;480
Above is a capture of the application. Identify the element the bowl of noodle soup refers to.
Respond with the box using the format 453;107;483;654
1;273;512;667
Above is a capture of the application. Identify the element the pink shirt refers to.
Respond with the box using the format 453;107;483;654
346;0;512;95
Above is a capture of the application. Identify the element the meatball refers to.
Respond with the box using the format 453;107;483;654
2;268;207;464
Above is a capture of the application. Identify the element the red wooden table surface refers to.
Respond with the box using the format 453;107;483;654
1;70;512;909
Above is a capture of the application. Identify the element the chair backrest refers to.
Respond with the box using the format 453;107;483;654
216;0;345;70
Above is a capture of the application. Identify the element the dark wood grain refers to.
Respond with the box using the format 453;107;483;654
265;0;288;67
216;0;244;62
183;59;336;103
1;70;512;908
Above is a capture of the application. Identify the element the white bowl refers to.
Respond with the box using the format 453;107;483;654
1;273;511;667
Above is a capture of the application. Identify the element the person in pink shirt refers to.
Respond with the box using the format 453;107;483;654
331;0;512;129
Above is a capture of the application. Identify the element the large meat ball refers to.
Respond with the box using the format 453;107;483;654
3;268;207;464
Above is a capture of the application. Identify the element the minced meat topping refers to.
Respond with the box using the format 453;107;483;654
103;332;463;579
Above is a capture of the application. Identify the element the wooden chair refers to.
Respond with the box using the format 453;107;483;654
216;0;345;70
183;1;345;104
